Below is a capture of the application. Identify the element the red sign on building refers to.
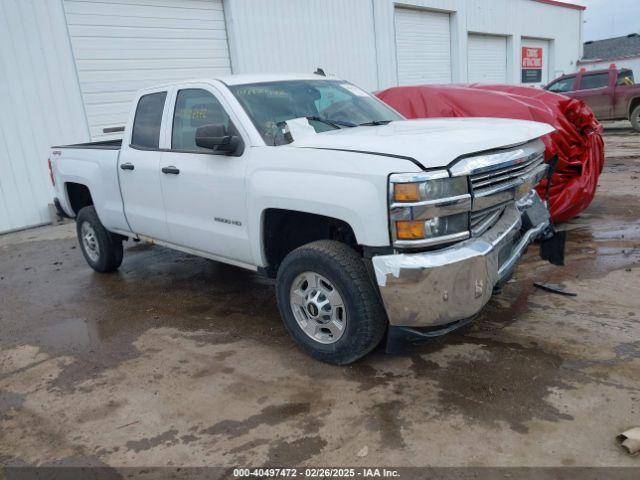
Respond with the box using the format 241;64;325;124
521;46;543;83
522;47;543;69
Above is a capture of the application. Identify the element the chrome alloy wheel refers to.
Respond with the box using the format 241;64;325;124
81;221;100;263
289;271;347;344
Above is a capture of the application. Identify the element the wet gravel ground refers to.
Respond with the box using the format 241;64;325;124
0;127;639;468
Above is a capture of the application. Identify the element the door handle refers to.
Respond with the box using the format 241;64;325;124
120;162;134;171
162;166;180;175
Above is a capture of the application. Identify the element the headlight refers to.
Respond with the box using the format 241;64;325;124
390;172;471;248
393;176;468;203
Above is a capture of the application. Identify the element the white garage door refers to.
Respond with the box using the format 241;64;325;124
63;0;231;140
467;34;507;84
394;8;452;85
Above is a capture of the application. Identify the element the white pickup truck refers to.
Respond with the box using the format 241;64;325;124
50;73;556;364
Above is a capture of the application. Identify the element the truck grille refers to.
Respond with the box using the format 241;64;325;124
470;204;507;236
449;138;548;238
470;151;545;196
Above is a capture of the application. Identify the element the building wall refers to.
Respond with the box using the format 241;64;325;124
463;0;582;84
226;0;584;90
581;58;640;78
0;0;89;233
0;0;584;233
224;0;380;91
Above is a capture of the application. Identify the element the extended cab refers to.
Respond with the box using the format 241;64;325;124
544;66;640;131
51;74;556;364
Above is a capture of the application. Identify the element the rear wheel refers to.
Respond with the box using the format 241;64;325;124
276;240;387;365
76;206;123;273
631;105;640;133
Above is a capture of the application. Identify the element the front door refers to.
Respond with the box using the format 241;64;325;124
118;90;171;241
160;87;252;264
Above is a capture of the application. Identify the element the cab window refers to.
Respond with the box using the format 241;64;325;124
617;70;635;86
579;73;609;90
131;91;167;149
547;76;575;93
172;89;230;152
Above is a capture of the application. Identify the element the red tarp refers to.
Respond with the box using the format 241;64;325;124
376;84;604;223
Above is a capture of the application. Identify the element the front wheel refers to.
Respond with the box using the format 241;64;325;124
276;240;387;365
631;105;640;133
76;206;123;273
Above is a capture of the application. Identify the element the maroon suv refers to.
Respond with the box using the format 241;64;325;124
544;66;640;132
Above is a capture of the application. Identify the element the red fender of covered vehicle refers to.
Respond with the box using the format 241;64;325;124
376;84;605;223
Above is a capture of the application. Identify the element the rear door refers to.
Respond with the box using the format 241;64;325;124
118;90;171;240
572;71;614;119
159;85;252;264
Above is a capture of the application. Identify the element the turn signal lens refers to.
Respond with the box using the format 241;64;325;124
395;220;425;240
393;183;420;202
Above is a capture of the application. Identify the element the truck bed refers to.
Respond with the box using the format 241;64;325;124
52;139;122;150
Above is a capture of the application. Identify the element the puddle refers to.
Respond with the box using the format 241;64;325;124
39;318;94;351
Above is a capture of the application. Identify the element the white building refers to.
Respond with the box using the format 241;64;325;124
578;33;640;78
0;0;584;233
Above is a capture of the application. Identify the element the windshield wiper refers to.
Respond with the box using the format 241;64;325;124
306;116;356;128
358;120;393;126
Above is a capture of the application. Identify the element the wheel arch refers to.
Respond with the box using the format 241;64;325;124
261;208;359;276
66;182;94;216
629;97;640;118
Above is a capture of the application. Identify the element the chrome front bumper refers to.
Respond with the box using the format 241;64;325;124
372;192;549;328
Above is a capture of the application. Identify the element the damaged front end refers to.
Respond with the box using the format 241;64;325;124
372;139;566;350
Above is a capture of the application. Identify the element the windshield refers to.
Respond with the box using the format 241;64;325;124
228;80;403;145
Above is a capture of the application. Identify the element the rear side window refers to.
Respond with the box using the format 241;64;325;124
617;70;635;86
547;76;575;93
131;92;167;148
579;73;609;90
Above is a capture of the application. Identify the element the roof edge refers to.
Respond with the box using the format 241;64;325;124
579;53;640;64
533;0;586;11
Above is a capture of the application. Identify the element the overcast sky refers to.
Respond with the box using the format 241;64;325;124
565;0;640;41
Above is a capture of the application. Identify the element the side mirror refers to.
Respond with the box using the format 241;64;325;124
195;124;240;154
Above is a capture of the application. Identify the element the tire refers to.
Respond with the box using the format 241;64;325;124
76;206;123;273
631;105;640;133
276;240;387;365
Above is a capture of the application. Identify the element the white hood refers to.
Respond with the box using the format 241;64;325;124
290;117;554;169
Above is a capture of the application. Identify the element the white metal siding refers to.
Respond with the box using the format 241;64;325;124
63;0;231;140
223;0;379;91
582;57;640;80
0;0;89;233
394;7;452;86
467;34;507;83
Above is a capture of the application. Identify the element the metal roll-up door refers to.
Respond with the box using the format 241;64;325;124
467;34;508;84
394;7;452;86
63;0;232;140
